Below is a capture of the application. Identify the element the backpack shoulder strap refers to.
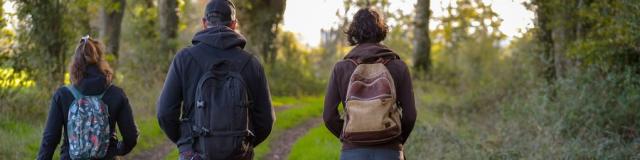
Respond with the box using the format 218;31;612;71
65;85;83;99
186;45;212;71
234;53;252;73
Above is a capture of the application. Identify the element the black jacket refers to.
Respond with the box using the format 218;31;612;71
157;26;275;153
37;65;139;160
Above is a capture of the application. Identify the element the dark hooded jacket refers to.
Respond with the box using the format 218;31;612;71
156;26;274;153
37;65;139;160
323;43;417;151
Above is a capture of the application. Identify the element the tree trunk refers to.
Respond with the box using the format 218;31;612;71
550;2;580;79
413;0;431;75
532;0;556;82
235;0;286;64
158;0;178;55
101;0;126;57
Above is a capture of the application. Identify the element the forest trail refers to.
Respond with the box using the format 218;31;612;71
125;141;174;160
264;118;323;160
123;103;322;160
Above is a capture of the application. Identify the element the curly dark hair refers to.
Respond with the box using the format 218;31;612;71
345;7;388;46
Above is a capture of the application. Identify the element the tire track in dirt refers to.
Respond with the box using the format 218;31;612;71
124;141;174;160
264;117;323;160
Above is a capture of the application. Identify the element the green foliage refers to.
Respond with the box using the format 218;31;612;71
267;31;326;96
551;68;640;139
13;0;78;87
426;0;509;113
567;1;640;69
0;0;4;28
530;0;640;72
288;126;341;160
233;0;286;63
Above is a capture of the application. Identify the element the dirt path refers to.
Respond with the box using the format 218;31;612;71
274;105;293;112
125;141;174;160
264;118;323;160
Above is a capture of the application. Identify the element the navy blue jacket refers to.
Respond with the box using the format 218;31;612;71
37;65;139;160
156;26;275;153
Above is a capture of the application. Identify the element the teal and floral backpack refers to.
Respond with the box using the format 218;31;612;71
66;85;111;160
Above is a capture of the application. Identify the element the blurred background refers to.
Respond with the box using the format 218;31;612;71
0;0;638;159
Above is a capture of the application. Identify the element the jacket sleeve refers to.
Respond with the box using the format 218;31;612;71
157;54;184;143
246;58;275;146
116;91;139;155
37;89;64;160
396;61;417;143
323;64;344;138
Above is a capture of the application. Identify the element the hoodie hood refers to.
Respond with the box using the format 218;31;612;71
75;65;110;95
192;25;247;49
344;43;399;62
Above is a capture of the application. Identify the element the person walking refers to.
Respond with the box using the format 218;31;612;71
37;36;139;160
156;0;274;159
323;7;417;160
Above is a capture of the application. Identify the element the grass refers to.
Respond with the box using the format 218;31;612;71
253;96;324;159
164;149;180;160
126;118;169;156
0;119;45;160
271;96;299;107
287;126;341;160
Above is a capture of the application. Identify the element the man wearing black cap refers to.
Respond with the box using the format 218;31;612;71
157;0;274;159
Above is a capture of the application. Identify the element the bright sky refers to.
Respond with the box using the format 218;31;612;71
283;0;534;46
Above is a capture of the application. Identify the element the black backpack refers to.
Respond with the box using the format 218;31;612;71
186;52;254;159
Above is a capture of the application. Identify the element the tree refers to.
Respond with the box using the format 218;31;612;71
234;0;286;64
15;0;71;86
0;0;5;29
529;0;640;77
529;0;556;82
413;0;431;75
158;0;178;55
101;0;126;57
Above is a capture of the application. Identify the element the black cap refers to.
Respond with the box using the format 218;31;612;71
205;0;236;23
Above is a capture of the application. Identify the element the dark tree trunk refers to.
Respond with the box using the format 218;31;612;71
532;0;557;82
413;0;431;75
235;0;286;64
158;0;178;55
101;0;126;58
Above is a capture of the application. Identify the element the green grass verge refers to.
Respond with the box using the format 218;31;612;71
0;119;46;159
127;118;169;156
0;117;166;159
287;126;341;160
165;148;179;160
253;96;324;160
271;96;299;107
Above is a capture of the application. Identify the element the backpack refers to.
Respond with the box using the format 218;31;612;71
187;56;253;160
341;57;402;145
66;85;111;159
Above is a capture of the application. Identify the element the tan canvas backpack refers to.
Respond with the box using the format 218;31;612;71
341;58;402;145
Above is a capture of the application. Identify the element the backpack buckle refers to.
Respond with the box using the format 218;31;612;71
200;127;210;136
192;126;211;136
196;100;205;108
